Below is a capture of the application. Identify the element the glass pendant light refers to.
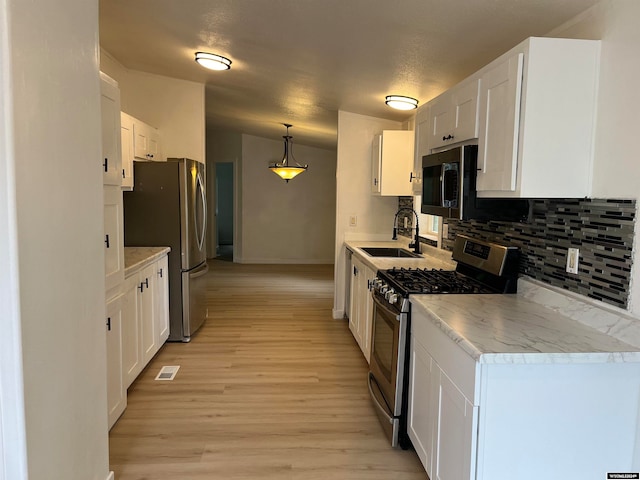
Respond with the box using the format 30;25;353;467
269;124;308;182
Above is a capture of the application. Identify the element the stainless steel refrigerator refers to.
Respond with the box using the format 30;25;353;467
124;158;208;342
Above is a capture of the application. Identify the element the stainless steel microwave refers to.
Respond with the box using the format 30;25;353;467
421;145;528;221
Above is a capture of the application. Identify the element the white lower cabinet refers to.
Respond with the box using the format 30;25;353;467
106;293;126;429
122;274;141;389
407;336;437;476
408;333;476;480
434;372;476;480
409;302;640;480
121;255;169;390
139;263;157;366
348;255;374;362
154;255;170;345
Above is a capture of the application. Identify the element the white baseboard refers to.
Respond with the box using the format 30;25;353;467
106;471;115;480
332;308;345;320
236;257;334;264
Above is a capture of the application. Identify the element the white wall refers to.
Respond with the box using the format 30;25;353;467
333;111;405;318
239;133;336;263
0;0;28;477
100;50;206;163
2;0;109;479
547;0;640;314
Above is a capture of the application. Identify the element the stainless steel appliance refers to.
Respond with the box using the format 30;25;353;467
421;145;528;221
124;158;208;342
368;235;519;447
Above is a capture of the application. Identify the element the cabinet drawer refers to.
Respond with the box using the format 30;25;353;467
411;306;477;402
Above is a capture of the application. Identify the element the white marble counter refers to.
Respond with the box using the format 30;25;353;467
345;238;456;272
124;246;171;278
411;290;640;364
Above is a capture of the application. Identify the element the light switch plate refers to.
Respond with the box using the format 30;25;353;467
349;215;357;227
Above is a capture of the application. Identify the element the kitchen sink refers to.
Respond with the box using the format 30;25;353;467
360;247;421;258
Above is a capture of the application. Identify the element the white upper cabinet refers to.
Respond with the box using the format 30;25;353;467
476;37;600;198
412;105;430;194
120;112;134;191
371;130;414;196
133;117;162;161
427;78;480;150
100;73;122;186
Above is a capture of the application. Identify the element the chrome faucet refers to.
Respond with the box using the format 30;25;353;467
392;208;421;254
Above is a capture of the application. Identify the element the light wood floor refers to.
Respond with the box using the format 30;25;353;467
109;260;427;479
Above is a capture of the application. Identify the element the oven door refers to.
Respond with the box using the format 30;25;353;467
368;293;408;447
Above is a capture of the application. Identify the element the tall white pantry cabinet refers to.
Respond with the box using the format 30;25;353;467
101;73;171;430
100;72;127;428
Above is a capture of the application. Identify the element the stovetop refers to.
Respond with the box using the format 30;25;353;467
379;267;497;295
372;236;520;310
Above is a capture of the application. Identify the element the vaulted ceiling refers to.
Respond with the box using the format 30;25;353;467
99;0;599;149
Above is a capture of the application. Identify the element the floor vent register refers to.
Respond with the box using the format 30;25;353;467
155;365;180;381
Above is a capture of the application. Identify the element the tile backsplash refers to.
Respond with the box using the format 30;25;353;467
443;199;636;309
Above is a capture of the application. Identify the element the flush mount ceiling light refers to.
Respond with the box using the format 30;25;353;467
269;124;308;183
385;95;419;111
194;52;232;71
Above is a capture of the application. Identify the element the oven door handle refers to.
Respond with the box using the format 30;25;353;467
368;372;394;424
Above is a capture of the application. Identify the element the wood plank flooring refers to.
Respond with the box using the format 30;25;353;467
109;260;427;480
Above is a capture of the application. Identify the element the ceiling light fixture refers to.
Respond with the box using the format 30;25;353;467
194;52;232;71
269;124;308;183
385;95;419;111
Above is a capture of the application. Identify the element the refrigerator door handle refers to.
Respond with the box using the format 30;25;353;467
195;171;207;252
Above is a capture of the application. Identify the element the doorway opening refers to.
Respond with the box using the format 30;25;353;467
215;162;234;261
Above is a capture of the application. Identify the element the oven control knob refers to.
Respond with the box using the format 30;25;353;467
385;288;395;300
389;293;399;304
380;284;389;294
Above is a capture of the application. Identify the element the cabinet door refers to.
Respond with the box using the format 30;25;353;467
428;94;454;149
360;264;375;363
120;112;134;191
413;105;430;194
154;256;170;345
371;134;382;194
408;335;437;477
139;263;157;365
451;78;480;142
147;127;160;161
100;75;122;186
378;131;414;196
348;258;362;346
435;371;477;480
122;274;141;389
106;294;126;429
133;120;149;160
476;53;524;193
104;186;124;291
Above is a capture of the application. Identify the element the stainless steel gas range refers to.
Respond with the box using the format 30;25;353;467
368;234;520;448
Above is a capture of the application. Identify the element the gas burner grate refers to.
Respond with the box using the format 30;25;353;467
381;267;496;296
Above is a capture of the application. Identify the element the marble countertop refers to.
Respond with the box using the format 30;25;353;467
344;239;640;364
411;289;640;364
345;238;456;272
124;246;171;277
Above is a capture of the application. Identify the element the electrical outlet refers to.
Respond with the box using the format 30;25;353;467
349;215;357;227
566;248;580;274
404;217;408;228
